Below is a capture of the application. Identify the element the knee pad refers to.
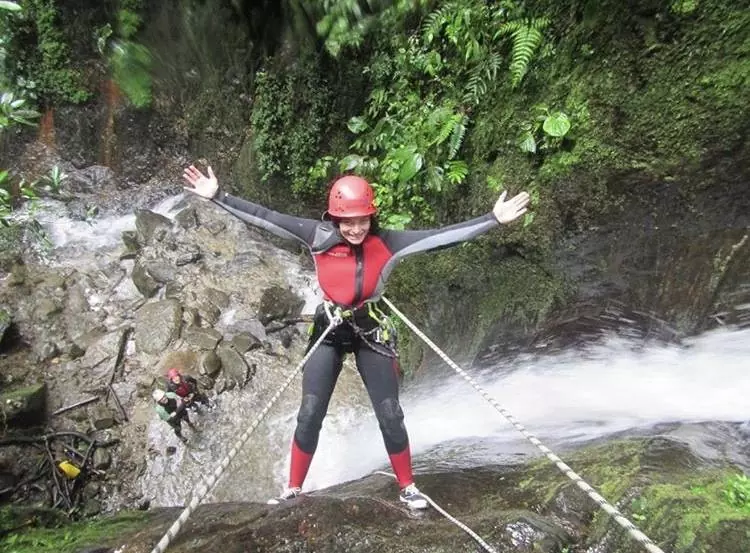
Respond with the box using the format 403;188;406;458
376;398;407;447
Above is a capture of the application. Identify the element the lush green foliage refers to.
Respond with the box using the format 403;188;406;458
1;0;89;103
308;0;552;227
251;60;334;199
723;473;750;509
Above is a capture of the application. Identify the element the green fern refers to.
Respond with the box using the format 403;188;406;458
421;5;450;44
496;17;549;87
447;115;467;159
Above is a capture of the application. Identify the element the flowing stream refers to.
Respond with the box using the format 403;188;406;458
35;195;750;507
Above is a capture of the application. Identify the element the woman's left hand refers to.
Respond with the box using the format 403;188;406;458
493;190;530;224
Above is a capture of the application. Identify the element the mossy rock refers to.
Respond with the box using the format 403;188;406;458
0;383;47;428
0;224;24;272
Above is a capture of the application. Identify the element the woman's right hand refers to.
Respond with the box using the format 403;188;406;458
183;165;219;199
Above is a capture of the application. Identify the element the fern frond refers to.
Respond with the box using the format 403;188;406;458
421;5;449;44
448;115;468;159
497;18;549;87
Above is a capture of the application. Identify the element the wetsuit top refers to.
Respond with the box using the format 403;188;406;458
154;392;183;421
213;191;500;308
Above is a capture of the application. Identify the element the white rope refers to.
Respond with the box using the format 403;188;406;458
149;316;340;553
374;471;498;553
381;296;666;553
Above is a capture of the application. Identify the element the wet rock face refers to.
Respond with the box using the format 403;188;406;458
0;307;11;350
74;433;749;553
257;285;304;325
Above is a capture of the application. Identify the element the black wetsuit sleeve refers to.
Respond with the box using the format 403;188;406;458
379;213;499;257
212;191;319;246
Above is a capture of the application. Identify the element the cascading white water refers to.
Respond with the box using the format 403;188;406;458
29;193;750;506
300;326;750;492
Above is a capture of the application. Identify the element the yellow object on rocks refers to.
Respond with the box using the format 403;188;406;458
58;460;81;479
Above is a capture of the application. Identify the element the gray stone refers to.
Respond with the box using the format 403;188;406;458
203;288;230;310
33;297;62;318
92;403;117;430
0;383;47;427
134;209;172;245
182;307;200;327
121;230;140;252
176;251;202;266
132;258;161;298
216;345;249;388
134;300;183;354
205;220;225;235
196;301;221;326
72;327;107;357
39;341;60;361
183;326;222;349
93;449;112;470
81;328;129;379
175;207;198;229
230;332;262;353
165;282;184;300
199;351;222;377
143;261;176;283
257;285;304;325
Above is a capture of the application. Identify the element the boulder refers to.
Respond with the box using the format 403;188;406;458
216;345;250;388
199;351;222;377
0;383;47;427
93;449;112;470
81;328;130;380
143;260;176;284
174;207;198;229
134;209;172;245
134;300;183;354
183;327;222;350
257;285;304;325
229;332;262;353
121;230;140;253
132;258;161;298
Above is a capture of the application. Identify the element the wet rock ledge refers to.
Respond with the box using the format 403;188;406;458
2;431;749;553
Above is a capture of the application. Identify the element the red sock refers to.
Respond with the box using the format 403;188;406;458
289;440;314;488
388;446;413;489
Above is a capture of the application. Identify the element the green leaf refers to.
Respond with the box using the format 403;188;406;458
0;1;21;11
519;132;537;153
398;152;423;183
347;116;368;134
542;112;571;137
340;154;364;171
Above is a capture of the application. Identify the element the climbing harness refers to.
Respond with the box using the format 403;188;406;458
381;296;666;553
375;470;499;553
149;311;343;553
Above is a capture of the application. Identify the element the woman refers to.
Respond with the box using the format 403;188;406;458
183;165;529;509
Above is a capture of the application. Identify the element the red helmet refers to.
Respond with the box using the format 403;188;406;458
167;368;181;379
327;175;377;218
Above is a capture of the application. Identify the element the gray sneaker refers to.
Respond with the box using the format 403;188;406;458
267;487;302;505
399;483;428;509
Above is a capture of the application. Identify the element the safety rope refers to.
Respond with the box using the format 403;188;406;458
374;470;498;553
381;296;666;553
149;314;342;553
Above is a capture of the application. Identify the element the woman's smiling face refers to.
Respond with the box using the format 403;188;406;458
338;216;371;245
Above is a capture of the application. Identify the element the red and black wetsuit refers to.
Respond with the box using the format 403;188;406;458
214;191;501;489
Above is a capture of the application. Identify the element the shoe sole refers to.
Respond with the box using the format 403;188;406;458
399;497;429;510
